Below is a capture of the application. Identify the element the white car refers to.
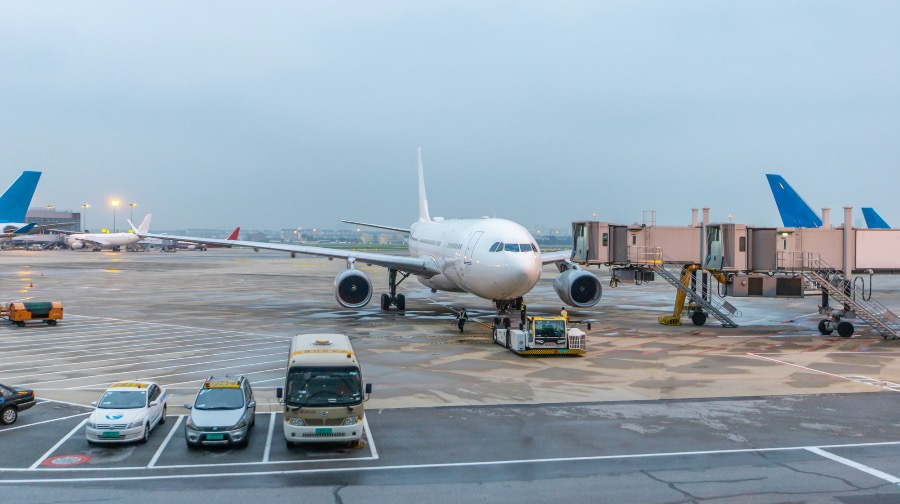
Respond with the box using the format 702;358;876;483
86;381;167;444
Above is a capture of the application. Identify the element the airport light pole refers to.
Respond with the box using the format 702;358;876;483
111;199;120;233
81;204;90;232
129;203;137;225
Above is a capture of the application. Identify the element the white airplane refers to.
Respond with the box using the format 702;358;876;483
67;214;152;251
136;151;602;325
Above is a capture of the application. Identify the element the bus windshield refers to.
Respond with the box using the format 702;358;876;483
285;366;362;407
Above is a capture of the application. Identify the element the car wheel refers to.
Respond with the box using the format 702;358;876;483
159;405;167;424
139;423;150;444
1;406;17;425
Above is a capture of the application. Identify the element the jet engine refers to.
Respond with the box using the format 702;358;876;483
70;242;84;249
334;269;373;308
553;269;602;307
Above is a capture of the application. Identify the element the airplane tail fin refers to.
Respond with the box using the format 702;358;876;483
862;208;891;229
766;174;822;228
0;171;41;223
227;227;240;240
134;214;152;234
417;148;431;223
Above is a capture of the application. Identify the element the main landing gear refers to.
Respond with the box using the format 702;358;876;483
380;269;410;311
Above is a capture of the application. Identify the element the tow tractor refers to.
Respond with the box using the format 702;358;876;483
492;316;586;356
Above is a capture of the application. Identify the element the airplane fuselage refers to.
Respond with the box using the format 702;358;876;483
409;217;542;301
66;233;142;249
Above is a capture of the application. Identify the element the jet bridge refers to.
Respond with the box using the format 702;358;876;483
572;207;900;338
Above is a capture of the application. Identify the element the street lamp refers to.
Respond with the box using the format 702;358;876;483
129;203;137;225
110;199;120;233
81;204;90;231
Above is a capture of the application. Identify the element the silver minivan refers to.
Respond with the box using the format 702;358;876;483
184;375;256;447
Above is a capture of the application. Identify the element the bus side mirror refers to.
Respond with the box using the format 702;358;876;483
365;383;372;394
276;387;283;400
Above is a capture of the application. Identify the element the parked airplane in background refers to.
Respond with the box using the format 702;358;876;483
765;174;822;228
66;214;152;251
0;223;35;242
0;171;43;234
767;174;892;229
136;150;602;325
862;208;891;229
159;227;241;251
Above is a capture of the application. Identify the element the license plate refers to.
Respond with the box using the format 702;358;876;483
315;428;333;435
206;433;225;441
102;432;121;438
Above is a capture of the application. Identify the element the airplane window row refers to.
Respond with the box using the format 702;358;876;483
489;242;537;253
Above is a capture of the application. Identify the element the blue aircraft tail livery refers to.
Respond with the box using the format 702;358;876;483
0;171;41;223
765;174;822;228
862;207;891;229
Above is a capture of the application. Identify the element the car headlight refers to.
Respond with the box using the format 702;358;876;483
185;417;197;430
127;418;144;429
231;419;247;430
343;416;362;426
286;417;303;426
86;421;96;429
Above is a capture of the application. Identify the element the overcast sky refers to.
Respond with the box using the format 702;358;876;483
1;1;898;232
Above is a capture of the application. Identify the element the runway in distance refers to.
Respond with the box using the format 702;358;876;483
65;214;152;251
137;150;602;323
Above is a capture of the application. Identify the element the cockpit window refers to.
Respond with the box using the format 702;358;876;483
489;242;501;252
504;243;520;252
520;243;533;252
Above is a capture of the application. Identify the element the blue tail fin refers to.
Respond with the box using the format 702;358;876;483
0;171;41;223
765;174;822;228
862;207;890;229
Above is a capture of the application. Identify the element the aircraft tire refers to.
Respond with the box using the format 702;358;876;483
396;294;406;311
837;321;854;338
380;293;390;311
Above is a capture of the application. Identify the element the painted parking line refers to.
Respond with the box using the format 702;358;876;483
807;447;900;485
29;418;88;469
0;412;91;434
262;412;276;463
148;416;184;468
3;439;900;483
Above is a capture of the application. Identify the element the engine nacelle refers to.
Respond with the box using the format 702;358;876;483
70;241;84;249
553;269;602;307
334;269;373;308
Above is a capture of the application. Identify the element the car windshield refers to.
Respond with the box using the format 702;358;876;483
194;388;245;410
98;390;147;409
285;366;362;407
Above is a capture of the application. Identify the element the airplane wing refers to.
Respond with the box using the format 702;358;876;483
541;249;573;265
137;232;441;276
340;220;410;233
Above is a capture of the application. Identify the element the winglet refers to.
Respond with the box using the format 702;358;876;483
862;208;891;229
417;148;431;223
0;171;41;223
13;223;35;234
227;227;240;240
765;174;822;228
